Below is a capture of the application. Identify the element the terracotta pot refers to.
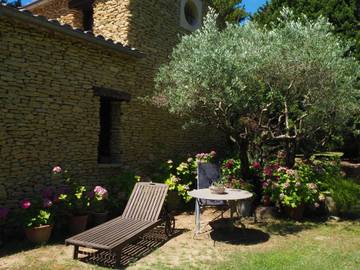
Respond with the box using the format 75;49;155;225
92;211;108;226
25;224;53;244
69;215;88;235
284;205;305;220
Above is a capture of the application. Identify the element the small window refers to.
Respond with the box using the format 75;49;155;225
98;98;112;163
83;6;94;31
180;0;202;31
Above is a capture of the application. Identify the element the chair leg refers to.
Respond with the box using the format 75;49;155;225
73;246;79;260
114;251;121;267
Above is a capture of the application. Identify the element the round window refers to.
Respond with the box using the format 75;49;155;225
184;0;198;26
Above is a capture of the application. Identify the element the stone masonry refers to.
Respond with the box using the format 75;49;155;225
0;0;223;211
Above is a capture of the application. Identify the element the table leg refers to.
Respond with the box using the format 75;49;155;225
195;198;201;235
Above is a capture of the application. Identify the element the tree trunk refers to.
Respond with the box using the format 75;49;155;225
238;139;250;179
285;140;296;168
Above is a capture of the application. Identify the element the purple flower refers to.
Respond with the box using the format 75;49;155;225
21;199;31;209
0;207;9;220
52;166;62;174
94;186;108;199
43;198;53;208
42;187;53;199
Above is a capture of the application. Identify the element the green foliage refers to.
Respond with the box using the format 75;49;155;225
253;0;360;60
154;9;360;168
208;0;248;25
262;163;324;208
105;171;141;214
26;210;52;228
162;159;197;203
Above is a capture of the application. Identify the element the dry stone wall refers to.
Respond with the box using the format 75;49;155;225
0;0;224;211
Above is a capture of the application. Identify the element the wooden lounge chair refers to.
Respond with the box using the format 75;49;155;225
65;182;175;266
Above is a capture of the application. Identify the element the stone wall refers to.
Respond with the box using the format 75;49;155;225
0;1;223;210
29;0;83;29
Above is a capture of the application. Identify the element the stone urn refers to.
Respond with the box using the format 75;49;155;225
92;211;108;226
69;215;88;235
25;224;53;244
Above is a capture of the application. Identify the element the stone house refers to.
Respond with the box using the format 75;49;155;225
0;0;223;209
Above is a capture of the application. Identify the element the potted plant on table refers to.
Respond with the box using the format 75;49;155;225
90;185;109;226
21;198;54;244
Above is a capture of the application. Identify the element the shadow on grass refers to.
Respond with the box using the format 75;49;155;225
0;228;68;258
255;216;330;236
210;227;270;245
78;227;188;269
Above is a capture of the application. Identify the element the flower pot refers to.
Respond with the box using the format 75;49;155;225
284;205;305;220
25;224;53;244
69;215;88;235
209;185;225;194
92;211;108;226
237;198;253;217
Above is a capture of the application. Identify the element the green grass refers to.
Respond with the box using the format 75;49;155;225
149;221;360;270
1;221;359;270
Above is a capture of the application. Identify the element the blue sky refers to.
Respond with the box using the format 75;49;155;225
21;0;268;13
242;0;268;15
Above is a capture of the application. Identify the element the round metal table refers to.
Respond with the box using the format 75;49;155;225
188;188;253;235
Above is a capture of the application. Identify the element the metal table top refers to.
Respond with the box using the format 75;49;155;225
188;188;253;201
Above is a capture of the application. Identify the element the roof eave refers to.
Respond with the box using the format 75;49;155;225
0;4;144;59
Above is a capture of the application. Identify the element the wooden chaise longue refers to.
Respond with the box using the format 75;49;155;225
65;182;175;266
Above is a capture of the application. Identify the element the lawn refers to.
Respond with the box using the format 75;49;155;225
1;210;359;270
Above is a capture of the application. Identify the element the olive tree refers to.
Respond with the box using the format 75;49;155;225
153;9;360;176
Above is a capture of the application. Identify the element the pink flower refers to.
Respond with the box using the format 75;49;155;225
283;181;290;189
94;186;108;199
262;181;269;189
43;199;53;208
252;162;261;170
307;183;317;190
21;199;31;209
0;207;9;220
210;151;216;157
314;202;320;208
224;159;235;169
52;166;62;174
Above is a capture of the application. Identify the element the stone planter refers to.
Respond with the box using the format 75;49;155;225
209;185;225;194
284;205;305;220
92;211;108;226
69;215;88;235
25;224;53;244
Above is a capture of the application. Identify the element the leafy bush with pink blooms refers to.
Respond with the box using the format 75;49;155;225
261;162;326;209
